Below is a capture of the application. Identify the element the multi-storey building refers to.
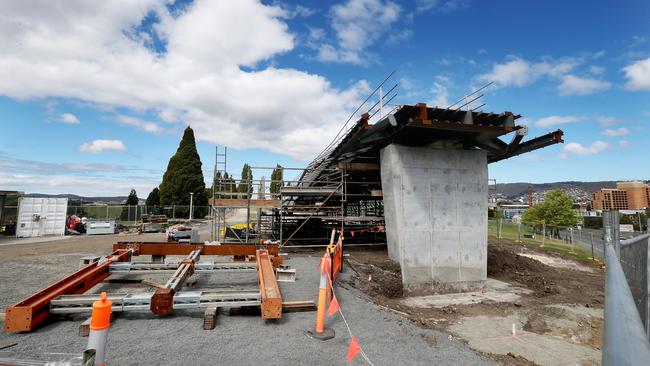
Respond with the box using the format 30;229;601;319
592;181;650;210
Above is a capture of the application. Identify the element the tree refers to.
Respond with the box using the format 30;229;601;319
159;126;208;218
269;164;283;196
522;190;578;234
146;187;160;206
238;163;253;199
120;189;139;221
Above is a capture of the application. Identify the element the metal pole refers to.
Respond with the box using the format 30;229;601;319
603;210;620;258
590;234;595;260
542;222;546;247
517;222;521;243
189;193;194;221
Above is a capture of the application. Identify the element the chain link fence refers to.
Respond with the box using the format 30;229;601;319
2;205;212;227
619;233;650;336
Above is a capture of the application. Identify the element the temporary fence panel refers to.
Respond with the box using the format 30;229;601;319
619;233;650;337
16;197;68;238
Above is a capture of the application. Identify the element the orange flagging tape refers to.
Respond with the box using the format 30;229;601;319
327;294;340;317
347;336;361;361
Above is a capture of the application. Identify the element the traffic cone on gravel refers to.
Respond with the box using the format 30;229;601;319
85;292;112;366
305;255;335;340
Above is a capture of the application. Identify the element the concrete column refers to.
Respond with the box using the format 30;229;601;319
380;144;488;294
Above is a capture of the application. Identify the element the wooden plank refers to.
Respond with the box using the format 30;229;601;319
78;317;91;337
282;300;316;313
203;306;218;330
337;162;380;171
256;249;282;319
209;199;281;208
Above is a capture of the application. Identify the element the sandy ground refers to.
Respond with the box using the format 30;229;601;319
0;232;493;365
344;240;605;366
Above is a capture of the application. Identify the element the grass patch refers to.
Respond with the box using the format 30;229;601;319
489;219;597;264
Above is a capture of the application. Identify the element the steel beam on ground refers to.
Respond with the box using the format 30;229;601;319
50;290;262;314
4;250;131;333
109;261;258;275
113;242;279;256
256;249;282;319
150;250;200;316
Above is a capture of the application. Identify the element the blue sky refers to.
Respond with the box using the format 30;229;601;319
0;0;648;196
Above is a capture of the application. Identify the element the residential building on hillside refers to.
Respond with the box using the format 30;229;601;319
592;181;650;210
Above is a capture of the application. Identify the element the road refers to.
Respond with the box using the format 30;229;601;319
559;228;647;260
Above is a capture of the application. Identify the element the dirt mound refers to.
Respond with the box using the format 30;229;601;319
488;243;561;298
345;251;403;299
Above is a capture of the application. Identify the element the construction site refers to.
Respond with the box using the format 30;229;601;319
4;71;636;366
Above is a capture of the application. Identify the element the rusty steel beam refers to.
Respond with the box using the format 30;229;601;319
113;242;279;257
256;249;282;319
4;250;131;333
150;250;200;316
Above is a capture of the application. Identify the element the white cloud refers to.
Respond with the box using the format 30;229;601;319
601;127;630;137
557;74;611;95
476;57;579;88
0;173;157;196
116;115;165;135
477;58;532;87
429;76;451;107
0;0;368;160
589;65;605;75
60;113;80;124
534;115;585;128
623;58;650;90
416;0;468;13
619;140;629;148
594;115;620;126
78;139;126;154
316;0;400;64
562;140;609;158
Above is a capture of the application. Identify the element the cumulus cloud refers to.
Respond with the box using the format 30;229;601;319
594;115;621;126
557;75;611;95
534;115;585;128
315;0;400;64
623;57;650;90
116;115;165;135
601;127;630;137
476;57;578;88
0;0;367;160
60;113;80;124
429;76;452;107
416;0;468;13
561;140;609;158
78;139;127;153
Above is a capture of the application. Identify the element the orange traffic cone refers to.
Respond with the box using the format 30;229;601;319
305;254;335;340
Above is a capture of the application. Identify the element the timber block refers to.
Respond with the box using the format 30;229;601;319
203;306;218;330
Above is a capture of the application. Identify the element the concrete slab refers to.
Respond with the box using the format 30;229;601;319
400;279;532;308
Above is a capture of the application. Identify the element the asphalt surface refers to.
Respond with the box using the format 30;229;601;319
0;237;494;365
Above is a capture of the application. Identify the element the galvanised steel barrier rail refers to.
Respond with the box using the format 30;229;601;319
603;243;650;365
619;233;650;336
602;211;650;365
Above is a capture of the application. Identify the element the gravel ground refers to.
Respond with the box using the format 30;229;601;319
0;235;493;365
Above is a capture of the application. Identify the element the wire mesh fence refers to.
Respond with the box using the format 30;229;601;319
2;205;213;226
619;234;650;337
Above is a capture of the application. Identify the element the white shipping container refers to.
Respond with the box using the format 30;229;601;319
16;197;68;238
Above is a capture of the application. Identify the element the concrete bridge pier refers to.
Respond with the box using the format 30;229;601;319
380;143;488;295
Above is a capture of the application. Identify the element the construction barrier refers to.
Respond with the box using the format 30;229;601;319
307;230;373;364
329;229;344;283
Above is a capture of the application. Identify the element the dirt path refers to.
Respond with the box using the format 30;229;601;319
343;239;605;366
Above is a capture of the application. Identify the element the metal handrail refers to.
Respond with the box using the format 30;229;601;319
620;233;650;247
602;244;650;365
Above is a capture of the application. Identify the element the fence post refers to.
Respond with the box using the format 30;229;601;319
603;211;620;258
